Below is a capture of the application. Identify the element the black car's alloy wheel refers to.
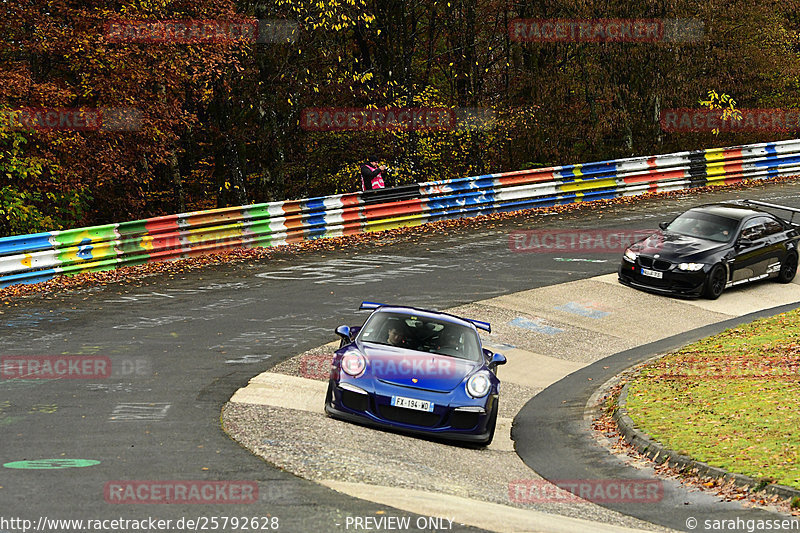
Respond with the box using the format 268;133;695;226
703;264;727;299
778;252;799;283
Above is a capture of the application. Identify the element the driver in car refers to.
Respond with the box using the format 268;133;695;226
435;328;461;356
387;324;411;348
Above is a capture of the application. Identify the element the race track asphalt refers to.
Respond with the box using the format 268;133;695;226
2;181;800;532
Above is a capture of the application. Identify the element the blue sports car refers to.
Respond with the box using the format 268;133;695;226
325;302;506;445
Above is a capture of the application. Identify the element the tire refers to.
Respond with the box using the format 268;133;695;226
703;264;727;300
478;399;498;446
777;252;798;284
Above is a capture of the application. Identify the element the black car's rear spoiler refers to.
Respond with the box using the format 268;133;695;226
358;301;492;333
739;200;800;228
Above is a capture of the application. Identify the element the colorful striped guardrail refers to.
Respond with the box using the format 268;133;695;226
3;138;800;288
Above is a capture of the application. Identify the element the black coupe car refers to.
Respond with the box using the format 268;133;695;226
618;200;800;299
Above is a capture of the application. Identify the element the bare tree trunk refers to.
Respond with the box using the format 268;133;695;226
217;136;248;207
169;150;185;213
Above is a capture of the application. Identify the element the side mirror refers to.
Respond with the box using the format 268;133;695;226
489;353;507;369
736;237;753;248
658;221;669;230
335;325;351;342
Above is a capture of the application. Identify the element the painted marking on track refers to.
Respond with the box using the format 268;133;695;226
0;416;25;427
553;257;608;263
29;404;58;414
103;282;252;304
191;297;257;311
0;379;55;391
255;255;450;285
509;317;564;335
554;301;611;319
86;383;152;393
2;311;73;328
212;324;330;363
3;459;100;469
109;402;171;421
112;314;221;330
482;342;517;351
113;316;191;330
226;354;273;365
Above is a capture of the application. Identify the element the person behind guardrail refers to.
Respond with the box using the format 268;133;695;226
361;156;387;191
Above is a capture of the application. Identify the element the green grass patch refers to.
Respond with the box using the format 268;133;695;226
625;308;800;489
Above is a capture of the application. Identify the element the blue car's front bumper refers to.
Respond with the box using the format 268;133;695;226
325;380;497;443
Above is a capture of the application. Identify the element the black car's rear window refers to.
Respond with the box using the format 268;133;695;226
666;211;739;243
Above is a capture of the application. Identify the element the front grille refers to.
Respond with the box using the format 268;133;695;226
653;259;671;271
639;256;671;271
449;411;479;430
379;405;440;427
341;390;369;411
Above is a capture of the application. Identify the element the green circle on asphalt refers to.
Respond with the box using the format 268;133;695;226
3;459;100;469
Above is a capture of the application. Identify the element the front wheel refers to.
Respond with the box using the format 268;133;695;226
703;264;727;300
777;252;798;284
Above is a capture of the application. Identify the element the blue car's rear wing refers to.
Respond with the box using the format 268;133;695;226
467;319;492;333
358;301;492;333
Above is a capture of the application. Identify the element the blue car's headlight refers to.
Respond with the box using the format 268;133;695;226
623;248;638;263
677;262;705;271
466;372;491;398
341;351;366;377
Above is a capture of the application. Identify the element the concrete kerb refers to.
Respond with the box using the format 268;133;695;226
513;298;800;532
612;379;800;503
226;273;800;531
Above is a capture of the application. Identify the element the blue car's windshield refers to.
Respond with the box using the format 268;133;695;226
357;311;482;362
666;211;739;243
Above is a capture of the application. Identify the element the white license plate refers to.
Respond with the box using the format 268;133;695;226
641;268;663;279
391;396;433;412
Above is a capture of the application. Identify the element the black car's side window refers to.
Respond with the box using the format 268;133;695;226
762;217;784;236
740;218;768;241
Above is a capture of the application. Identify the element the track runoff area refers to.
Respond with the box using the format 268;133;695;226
3;181;800;533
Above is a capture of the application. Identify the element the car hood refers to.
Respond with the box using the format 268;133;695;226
360;343;477;393
630;231;727;261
